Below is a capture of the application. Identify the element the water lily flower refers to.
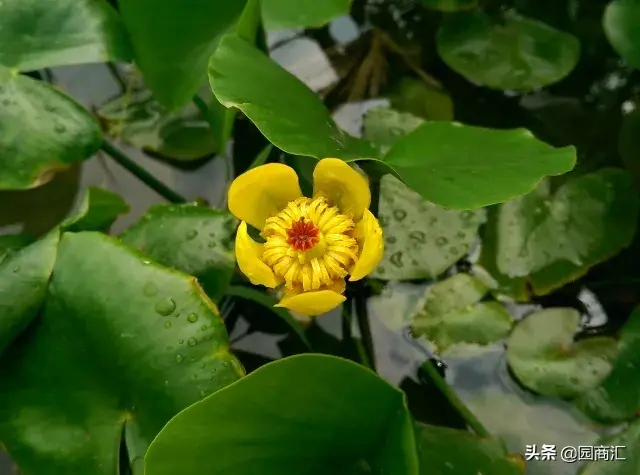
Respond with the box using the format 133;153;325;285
228;158;384;316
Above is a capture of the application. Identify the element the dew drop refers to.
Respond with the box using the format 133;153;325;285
199;390;207;397
223;361;230;368
164;380;169;386
386;236;397;244
164;321;172;329
12;265;20;273
456;231;466;239
390;251;404;268
409;230;426;243
155;297;176;316
393;209;407;221
143;282;158;297
200;325;208;331
187;313;199;323
178;339;185;344
208;241;217;248
436;237;448;246
201;363;206;369
460;211;474;221
2;99;10;106
188;337;198;347
449;246;459;254
378;267;386;274
379;215;389;227
176;354;184;364
186;229;198;240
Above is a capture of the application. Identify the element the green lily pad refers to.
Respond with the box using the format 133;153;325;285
262;0;351;29
0;0;131;71
62;187;129;232
411;274;513;352
121;204;236;302
373;174;484;280
0;232;243;475
415;423;524;474
576;308;640;424
145;354;419;475
389;78;454;122
0;72;102;190
97;89;219;161
507;308;619;398
437;10;580;90
420;0;477;12
578;418;640;474
0;230;59;356
363;108;425;151
495;169;640;295
604;0;640;70
119;0;248;109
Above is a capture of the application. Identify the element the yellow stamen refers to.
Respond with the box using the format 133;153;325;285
261;196;359;293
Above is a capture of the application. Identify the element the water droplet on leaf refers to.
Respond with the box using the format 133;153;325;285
393;209;407;221
187;313;199;323
409;230;426;243
386;236;397;244
390;251;403;268
155;297;176;316
208;241;217;248
188;337;198;347
175;354;184;363
12;266;20;273
143;282;158;297
436;237;448;246
164;321;172;329
186;230;198;240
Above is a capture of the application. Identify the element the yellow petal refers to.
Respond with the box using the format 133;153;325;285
349;209;384;281
235;221;281;288
275;290;346;316
313;158;370;221
228;163;302;229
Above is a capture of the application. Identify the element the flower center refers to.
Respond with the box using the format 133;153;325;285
261;196;359;294
286;218;319;251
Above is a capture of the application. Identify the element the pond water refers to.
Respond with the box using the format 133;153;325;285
2;7;639;475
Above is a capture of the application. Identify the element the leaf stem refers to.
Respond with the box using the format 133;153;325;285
350;282;377;371
419;360;491;438
106;62;128;94
342;296;373;369
101;141;188;204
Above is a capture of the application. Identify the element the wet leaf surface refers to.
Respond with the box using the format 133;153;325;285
62;187;129;232
507;308;619;398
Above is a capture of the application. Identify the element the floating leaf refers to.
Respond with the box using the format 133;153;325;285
0;72;102;190
604;0;640;70
209;38;575;209
576;309;640;424
0;232;243;475
62;187;129;232
412;274;512;352
495;169;640;295
97;89;218;161
578;419;640;474
0;230;59;356
121;204;236;302
119;0;248;109
209;35;378;161
420;0;477;13
507;308;618;398
373;175;484;280
389;78;454;122
415;423;523;474
0;0;131;71
363;107;426;151
145;355;419;475
262;0;352;29
437;10;580;90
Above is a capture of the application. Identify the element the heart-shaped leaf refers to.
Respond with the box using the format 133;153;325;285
576;308;640;424
209;37;576;209
0;72;102;190
0;0;131;71
119;0;248;109
604;0;640;70
507;308;618;398
0;232;243;475
495;169;640;295
62;187;129;232
437;10;580;90
97;89;219;161
121;204;236;302
411;274;513;352
262;0;352;29
578;419;639;474
415;423;523;474
145;354;419;475
0;230;59;356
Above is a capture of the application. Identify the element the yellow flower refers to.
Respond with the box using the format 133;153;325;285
228;158;384;316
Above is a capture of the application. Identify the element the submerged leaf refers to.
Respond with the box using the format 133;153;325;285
507;308;618;398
